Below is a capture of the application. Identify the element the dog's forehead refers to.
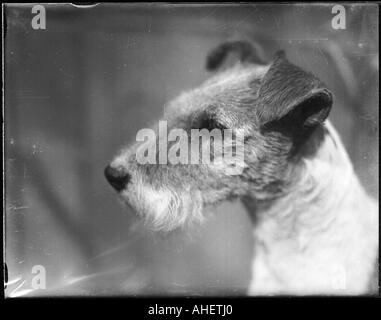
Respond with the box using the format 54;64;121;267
164;64;269;119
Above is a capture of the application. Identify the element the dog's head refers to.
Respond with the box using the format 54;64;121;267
105;41;333;232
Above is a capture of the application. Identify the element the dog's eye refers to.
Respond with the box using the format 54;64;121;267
200;118;224;130
191;113;225;131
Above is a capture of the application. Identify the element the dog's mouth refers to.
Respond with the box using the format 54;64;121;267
118;194;136;213
113;181;205;232
117;186;144;215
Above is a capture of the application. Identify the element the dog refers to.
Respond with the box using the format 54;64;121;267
105;41;378;295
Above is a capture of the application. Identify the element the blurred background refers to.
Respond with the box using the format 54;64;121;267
4;3;379;297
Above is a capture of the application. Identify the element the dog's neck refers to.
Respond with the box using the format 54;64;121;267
245;121;378;294
255;121;354;235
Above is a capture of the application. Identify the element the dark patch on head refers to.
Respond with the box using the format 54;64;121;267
295;124;328;160
257;51;332;147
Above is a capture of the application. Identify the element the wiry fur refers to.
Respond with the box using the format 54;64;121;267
106;41;378;294
247;122;378;294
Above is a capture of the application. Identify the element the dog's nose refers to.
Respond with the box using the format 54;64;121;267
104;165;131;191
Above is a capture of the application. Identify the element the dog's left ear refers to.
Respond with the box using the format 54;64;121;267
206;40;269;71
257;51;333;138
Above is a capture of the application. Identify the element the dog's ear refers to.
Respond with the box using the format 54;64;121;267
257;51;333;138
206;40;268;71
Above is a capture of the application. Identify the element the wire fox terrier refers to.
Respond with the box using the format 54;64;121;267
105;41;378;295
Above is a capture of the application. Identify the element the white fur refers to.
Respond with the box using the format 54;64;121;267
249;121;378;295
120;180;204;232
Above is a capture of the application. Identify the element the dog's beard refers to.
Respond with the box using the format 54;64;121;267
119;183;204;232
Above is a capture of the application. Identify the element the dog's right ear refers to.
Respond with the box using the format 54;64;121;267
256;51;333;139
206;40;268;71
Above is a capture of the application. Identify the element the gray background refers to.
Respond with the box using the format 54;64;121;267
4;3;379;296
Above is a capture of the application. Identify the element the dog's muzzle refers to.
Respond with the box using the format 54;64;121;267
104;165;131;191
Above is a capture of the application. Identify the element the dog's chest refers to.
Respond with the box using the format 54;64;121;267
248;180;378;295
